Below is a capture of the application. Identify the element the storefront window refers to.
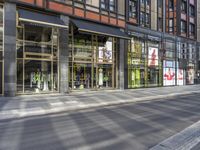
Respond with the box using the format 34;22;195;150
163;40;176;86
147;42;161;87
128;38;145;88
128;37;162;88
69;27;117;90
0;5;3;95
17;24;59;94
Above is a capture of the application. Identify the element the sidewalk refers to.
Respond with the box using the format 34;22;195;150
0;85;200;120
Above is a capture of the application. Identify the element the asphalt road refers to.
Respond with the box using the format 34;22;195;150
1;93;200;150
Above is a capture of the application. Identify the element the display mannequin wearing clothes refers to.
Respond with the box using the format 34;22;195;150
99;68;103;88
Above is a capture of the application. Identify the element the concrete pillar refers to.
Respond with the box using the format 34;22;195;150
59;16;69;93
4;3;16;96
119;39;128;90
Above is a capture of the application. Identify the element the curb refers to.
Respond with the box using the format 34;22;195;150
0;91;200;121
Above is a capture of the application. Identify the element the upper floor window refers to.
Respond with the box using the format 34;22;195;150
189;5;195;17
140;0;150;5
181;0;187;13
140;12;145;26
140;0;145;4
181;20;187;33
101;0;107;9
109;0;116;11
158;17;162;31
158;0;162;8
145;13;150;27
129;0;137;18
140;12;150;27
169;0;174;11
101;0;116;12
189;23;195;36
146;0;150;6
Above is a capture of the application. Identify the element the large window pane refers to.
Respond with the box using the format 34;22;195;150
16;23;59;94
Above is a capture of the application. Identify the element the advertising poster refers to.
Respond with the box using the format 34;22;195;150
148;47;158;67
163;67;175;86
105;41;112;62
99;41;112;63
187;69;194;84
177;69;184;85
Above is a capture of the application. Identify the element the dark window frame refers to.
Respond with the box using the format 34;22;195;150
100;0;117;12
181;20;187;33
129;0;137;18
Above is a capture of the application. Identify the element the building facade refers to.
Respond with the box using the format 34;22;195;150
0;0;199;96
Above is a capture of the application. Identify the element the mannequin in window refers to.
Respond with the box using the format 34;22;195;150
99;68;103;88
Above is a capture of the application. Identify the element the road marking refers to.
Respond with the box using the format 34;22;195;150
150;120;200;150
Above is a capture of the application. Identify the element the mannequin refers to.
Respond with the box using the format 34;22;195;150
99;68;103;87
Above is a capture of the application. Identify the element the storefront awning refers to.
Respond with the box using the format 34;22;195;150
71;19;130;39
18;9;68;28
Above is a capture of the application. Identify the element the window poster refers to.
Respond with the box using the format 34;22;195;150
187;68;194;84
105;41;112;62
163;67;175;86
99;41;112;63
148;47;158;66
177;69;184;85
163;60;175;86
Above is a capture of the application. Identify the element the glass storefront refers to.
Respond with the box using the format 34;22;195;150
128;38;162;88
0;5;3;95
128;38;145;88
16;23;59;94
177;42;196;85
163;40;176;86
69;25;117;90
128;37;162;88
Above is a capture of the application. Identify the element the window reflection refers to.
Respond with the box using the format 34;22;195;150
69;29;116;90
17;23;59;94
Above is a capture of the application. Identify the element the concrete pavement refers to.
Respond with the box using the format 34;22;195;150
0;85;200;120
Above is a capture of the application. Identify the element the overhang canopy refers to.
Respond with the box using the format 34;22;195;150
18;9;68;28
71;19;130;39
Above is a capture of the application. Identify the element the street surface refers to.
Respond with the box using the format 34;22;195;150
1;93;200;150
